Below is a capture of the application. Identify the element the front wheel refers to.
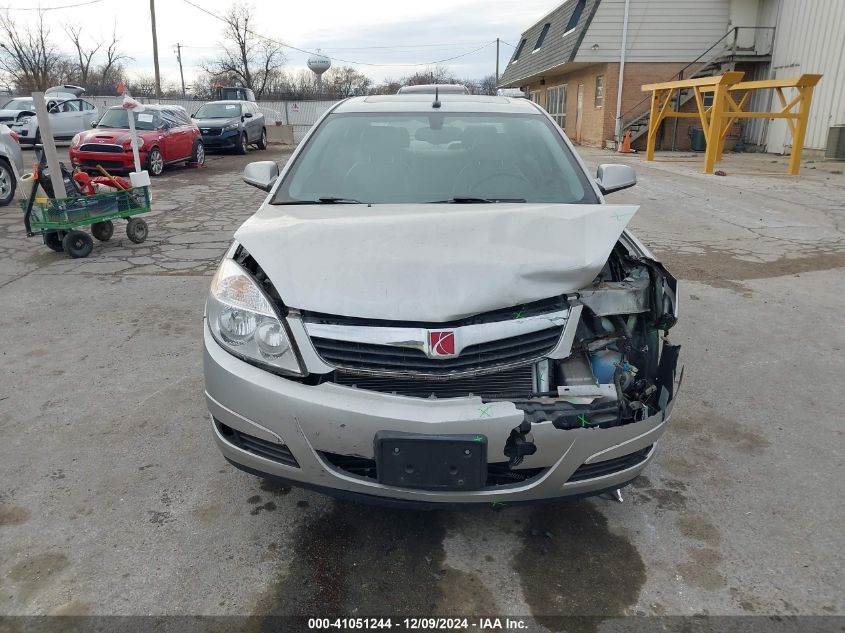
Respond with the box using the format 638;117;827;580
237;132;248;155
62;230;93;258
126;218;148;244
91;220;114;241
147;148;164;176
257;128;267;150
192;140;205;166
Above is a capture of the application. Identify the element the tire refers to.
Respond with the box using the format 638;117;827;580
91;220;114;241
147;147;164;176
237;132;248;155
43;231;65;252
62;230;93;258
192;140;205;166
257;128;267;150
126;218;148;244
0;158;15;206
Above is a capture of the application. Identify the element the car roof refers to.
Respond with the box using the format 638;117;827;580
107;104;187;111
397;84;470;94
202;100;246;105
333;95;542;115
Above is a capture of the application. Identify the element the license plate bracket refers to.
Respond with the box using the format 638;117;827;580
374;431;488;491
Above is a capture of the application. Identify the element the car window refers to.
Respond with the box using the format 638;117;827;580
97;108;157;131
80;100;95;111
2;98;33;110
273;112;598;205
195;103;242;118
61;100;81;112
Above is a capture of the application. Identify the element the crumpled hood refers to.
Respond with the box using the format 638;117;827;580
235;202;639;322
196;117;239;129
0;109;31;121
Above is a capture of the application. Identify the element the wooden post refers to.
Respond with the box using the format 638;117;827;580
645;89;659;161
31;93;66;198
703;81;727;173
788;85;814;176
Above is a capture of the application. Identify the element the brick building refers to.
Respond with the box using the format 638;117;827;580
497;0;776;151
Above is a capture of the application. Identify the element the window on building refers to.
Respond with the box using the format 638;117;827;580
564;0;586;36
512;39;526;62
534;23;550;50
594;75;604;108
545;84;567;129
529;90;541;104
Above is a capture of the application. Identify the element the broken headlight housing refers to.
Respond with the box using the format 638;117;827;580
206;258;303;376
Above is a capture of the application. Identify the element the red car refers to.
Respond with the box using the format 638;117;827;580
70;105;204;176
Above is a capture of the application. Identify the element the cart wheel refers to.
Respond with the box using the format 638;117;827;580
126;218;148;244
43;231;65;252
62;230;94;258
91;220;114;241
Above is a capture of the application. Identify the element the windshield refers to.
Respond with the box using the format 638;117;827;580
96;108;157;131
272;112;597;205
2;98;33;110
195;103;241;118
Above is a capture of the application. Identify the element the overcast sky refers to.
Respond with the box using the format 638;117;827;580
5;0;560;87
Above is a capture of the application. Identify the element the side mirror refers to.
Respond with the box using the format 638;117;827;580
596;164;637;195
243;161;279;192
243;112;253;119
190;113;195;118
91;121;97;128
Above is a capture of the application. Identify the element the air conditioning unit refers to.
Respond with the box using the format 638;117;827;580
825;125;845;159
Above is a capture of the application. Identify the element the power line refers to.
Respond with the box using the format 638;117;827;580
0;0;103;10
179;0;495;68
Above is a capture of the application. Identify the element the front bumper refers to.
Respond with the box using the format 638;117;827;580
203;325;674;505
69;149;143;173
201;129;240;149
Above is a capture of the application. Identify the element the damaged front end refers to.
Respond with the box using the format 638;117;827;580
220;232;681;497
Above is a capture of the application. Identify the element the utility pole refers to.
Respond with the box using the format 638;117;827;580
149;0;162;98
495;38;500;83
175;43;186;98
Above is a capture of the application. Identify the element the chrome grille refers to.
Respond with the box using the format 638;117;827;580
79;143;124;153
332;365;535;398
311;326;562;376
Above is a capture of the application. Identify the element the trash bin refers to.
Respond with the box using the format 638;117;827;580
689;127;706;152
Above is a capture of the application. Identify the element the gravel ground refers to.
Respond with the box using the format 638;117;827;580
0;144;842;630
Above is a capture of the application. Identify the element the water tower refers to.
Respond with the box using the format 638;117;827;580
307;50;331;95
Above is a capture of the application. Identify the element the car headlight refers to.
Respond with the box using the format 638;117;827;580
223;123;239;131
71;133;81;147
18;116;31;125
206;258;302;376
122;137;145;150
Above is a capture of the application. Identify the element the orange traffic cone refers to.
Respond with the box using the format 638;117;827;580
618;129;635;153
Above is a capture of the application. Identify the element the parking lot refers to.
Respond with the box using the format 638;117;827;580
0;144;843;625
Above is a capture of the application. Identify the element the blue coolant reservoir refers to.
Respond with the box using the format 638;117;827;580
590;350;622;383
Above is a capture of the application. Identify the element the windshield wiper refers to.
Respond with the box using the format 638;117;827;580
272;197;364;205
428;196;527;203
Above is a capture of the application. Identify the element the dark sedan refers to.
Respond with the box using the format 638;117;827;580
191;101;267;154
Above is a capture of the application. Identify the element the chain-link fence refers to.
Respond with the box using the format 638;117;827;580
77;96;342;143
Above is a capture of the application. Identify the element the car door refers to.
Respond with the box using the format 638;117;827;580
248;103;263;141
78;100;98;132
49;99;83;139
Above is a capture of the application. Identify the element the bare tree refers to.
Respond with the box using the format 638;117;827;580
201;2;285;99
403;65;456;86
97;23;131;93
65;24;101;86
323;66;371;98
0;11;67;92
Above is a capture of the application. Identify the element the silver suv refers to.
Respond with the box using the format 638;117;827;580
203;94;680;506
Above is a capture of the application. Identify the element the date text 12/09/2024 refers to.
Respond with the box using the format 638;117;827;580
307;618;530;630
